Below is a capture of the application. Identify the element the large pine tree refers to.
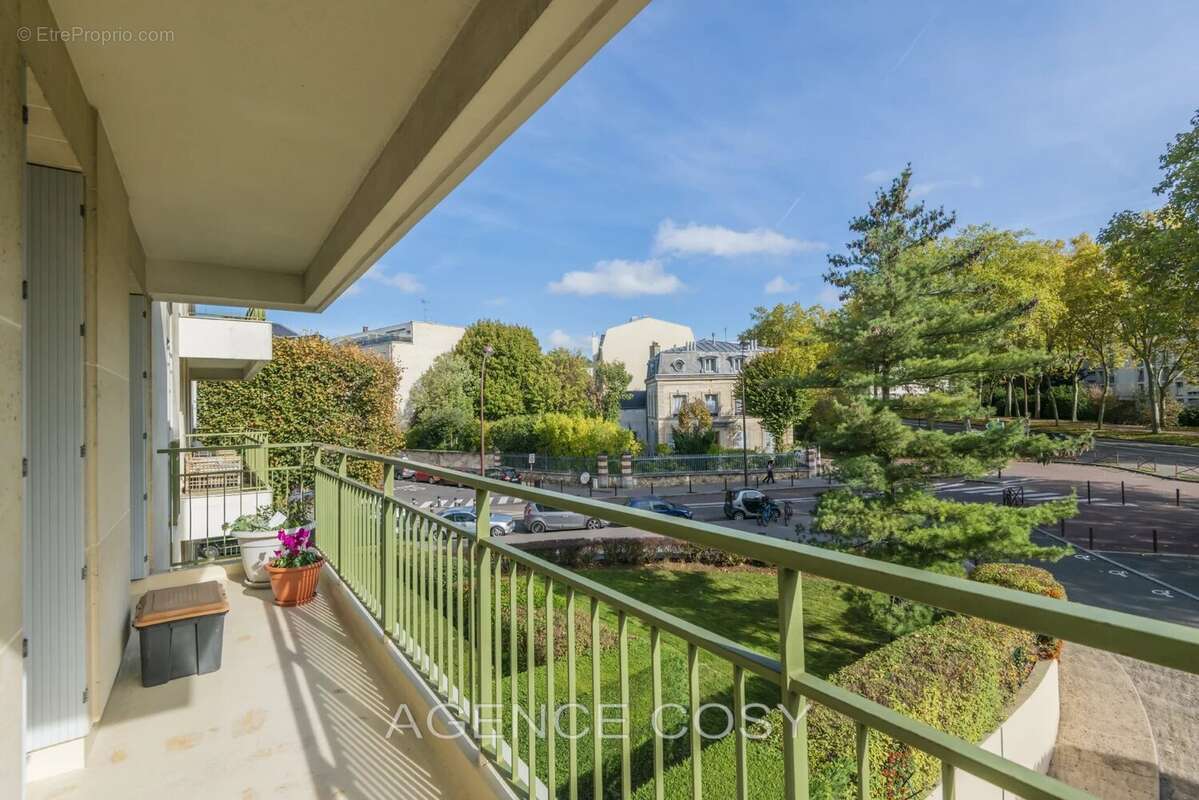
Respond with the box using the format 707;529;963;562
823;167;1039;405
808;168;1088;635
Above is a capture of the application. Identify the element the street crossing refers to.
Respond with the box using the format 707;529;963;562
931;478;1131;506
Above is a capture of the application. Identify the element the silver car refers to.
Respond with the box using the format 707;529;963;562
522;502;605;533
438;507;515;537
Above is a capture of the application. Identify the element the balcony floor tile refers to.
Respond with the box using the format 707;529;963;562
30;567;493;800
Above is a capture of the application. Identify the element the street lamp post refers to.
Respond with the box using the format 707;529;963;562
479;344;494;475
740;341;749;487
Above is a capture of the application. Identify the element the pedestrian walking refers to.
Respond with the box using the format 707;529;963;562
764;458;776;484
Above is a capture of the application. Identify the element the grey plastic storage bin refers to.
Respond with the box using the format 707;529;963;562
133;581;229;687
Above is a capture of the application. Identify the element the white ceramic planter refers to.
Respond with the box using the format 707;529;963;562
233;530;280;587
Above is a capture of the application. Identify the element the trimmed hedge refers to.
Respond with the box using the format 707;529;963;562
971;562;1067;658
807;615;1039;798
970;563;1065;599
639;612;1042;800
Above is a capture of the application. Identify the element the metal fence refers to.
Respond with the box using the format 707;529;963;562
498;453;596;476
314;443;1199;800
498;450;814;479
632;450;810;476
160;435;314;565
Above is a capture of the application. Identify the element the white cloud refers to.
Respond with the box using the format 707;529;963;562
653;219;823;257
819;285;843;308
544;329;591;352
909;176;983;198
863;168;898;184
362;263;424;293
548;259;683;298
764;275;798;295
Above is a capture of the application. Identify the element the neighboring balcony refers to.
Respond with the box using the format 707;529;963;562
177;312;273;380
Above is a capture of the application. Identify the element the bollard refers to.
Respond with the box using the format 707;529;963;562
790;472;795;487
1087;480;1091;504
613;484;617;497
1121;481;1125;505
689;475;693;494
1088;527;1094;550
589;483;593;497
1153;529;1158;553
1178;488;1182;507
998;468;1002;481
650;481;654;495
724;476;728;492
1060;519;1065;537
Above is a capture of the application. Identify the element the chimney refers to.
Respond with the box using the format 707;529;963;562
649;341;660;359
362;325;369;333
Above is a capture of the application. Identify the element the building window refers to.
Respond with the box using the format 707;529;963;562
704;393;719;414
729;356;745;372
699;356;718;373
671;394;685;415
734;396;743;414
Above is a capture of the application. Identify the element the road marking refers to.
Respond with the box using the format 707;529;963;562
1038;527;1199;604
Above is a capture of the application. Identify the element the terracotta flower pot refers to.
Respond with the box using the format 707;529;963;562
265;560;322;606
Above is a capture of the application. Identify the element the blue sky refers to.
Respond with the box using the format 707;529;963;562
272;0;1199;350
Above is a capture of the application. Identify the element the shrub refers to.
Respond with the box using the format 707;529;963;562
598;537;659;566
489;412;640;456
196;335;401;485
1180;404;1199;427
807;615;1040;798
970;562;1067;658
673;541;748;567
533;540;601;569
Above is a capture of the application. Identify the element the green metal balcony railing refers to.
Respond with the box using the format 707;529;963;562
312;443;1199;800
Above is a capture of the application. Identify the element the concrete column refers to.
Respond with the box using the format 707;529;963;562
0;0;26;792
619;453;633;487
595;454;608;488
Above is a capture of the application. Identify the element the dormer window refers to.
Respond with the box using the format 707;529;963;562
671;358;686;372
699;356;718;373
729;356;745;372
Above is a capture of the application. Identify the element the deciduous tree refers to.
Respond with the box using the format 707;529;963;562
1100;210;1199;432
405;353;477;450
455;320;546;420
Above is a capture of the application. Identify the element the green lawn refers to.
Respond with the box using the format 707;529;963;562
484;564;888;800
1026;419;1199;447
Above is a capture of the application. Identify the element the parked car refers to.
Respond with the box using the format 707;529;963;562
523;502;605;533
485;466;523;483
626;496;694;519
413;469;463;487
439;507;515;537
723;488;774;520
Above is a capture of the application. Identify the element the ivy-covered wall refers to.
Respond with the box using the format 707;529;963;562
196;336;403;483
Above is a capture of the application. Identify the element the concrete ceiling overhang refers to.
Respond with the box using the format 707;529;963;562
45;0;649;311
